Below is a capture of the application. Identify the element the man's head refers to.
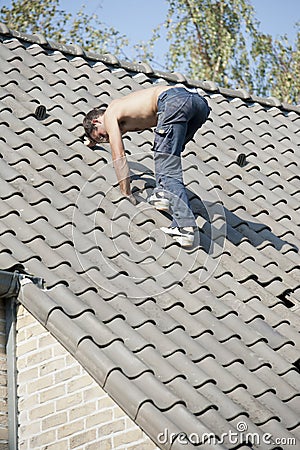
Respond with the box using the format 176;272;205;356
83;108;109;144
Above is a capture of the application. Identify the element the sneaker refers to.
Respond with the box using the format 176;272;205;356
160;226;194;248
148;191;170;211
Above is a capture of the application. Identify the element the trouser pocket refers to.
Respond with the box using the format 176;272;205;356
153;124;173;154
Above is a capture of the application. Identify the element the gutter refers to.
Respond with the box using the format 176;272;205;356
0;266;45;450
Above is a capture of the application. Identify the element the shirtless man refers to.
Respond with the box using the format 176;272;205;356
83;85;210;247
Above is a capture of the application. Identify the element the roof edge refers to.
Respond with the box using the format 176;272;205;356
1;22;299;114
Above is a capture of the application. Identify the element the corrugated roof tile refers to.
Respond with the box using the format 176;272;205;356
1;26;299;449
135;402;193;450
259;418;300;448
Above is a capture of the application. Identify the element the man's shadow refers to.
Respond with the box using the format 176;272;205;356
129;161;299;256
188;192;299;255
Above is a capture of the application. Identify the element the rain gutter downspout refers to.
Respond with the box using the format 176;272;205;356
5;297;18;450
0;267;45;450
0;268;22;450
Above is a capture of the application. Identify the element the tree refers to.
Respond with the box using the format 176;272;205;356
1;0;299;104
251;26;300;103
0;0;128;56
139;0;299;104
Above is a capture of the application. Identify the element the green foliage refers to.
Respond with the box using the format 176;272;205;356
252;24;300;103
1;0;298;103
0;0;128;55
143;0;260;84
142;0;299;104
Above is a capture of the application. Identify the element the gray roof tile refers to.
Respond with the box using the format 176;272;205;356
259;418;300;447
164;403;220;445
20;282;61;325
1;25;299;449
135;402;196;449
139;348;184;383
281;369;300;394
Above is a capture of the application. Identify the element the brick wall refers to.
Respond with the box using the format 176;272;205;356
0;301;8;448
16;306;157;450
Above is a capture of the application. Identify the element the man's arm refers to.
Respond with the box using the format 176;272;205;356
105;110;131;197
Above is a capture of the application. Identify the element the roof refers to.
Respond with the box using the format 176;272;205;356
0;23;299;449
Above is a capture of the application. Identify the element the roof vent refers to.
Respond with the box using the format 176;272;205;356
236;153;247;167
34;105;47;120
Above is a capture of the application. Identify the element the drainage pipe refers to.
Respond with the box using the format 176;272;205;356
6;297;18;450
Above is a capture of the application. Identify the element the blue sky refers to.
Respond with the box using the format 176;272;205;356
88;0;299;42
1;0;299;42
60;0;299;66
1;0;299;66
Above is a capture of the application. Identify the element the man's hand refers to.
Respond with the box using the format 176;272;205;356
125;193;137;205
84;137;97;148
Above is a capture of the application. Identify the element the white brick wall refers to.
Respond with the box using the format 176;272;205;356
16;306;157;450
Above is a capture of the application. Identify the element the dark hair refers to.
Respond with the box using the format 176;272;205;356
83;108;106;141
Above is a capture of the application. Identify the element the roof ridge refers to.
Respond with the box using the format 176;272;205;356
0;21;299;114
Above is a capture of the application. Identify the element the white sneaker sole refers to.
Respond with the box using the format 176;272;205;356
160;227;194;248
173;235;194;248
149;199;170;211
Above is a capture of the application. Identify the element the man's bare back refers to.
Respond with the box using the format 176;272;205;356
83;85;186;199
83;86;172;197
104;85;172;133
